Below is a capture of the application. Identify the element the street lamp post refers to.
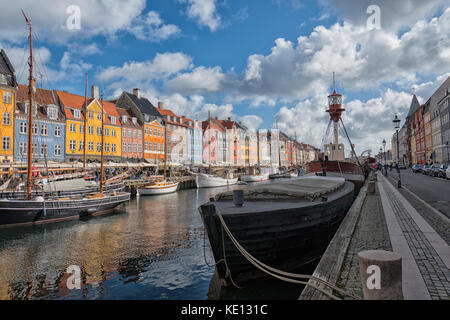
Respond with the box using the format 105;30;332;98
380;147;384;175
382;138;387;176
393;115;401;188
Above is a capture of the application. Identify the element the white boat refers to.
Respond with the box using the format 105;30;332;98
240;172;270;182
283;171;298;178
137;180;179;195
196;173;238;188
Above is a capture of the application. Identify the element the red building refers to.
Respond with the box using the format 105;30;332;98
117;107;143;160
412;104;425;164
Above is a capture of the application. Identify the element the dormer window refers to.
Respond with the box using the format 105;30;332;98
73;109;81;119
132;117;137;125
110;116;116;124
0;74;7;85
47;106;58;120
122;115;127;123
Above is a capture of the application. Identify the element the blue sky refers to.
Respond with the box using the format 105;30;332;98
1;0;449;155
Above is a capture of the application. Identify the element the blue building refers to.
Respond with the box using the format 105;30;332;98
15;85;66;163
184;118;203;165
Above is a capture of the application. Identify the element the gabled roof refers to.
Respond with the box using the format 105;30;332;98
16;84;64;121
0;49;17;87
407;94;421;117
116;107;141;129
124;91;161;117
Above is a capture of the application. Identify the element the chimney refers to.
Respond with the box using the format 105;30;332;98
227;117;231;121
158;101;163;109
133;88;141;99
91;85;99;100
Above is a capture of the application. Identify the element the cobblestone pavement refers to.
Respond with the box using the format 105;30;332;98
381;177;450;300
337;183;392;299
385;174;450;245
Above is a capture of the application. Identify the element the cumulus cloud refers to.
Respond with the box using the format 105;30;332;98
179;0;222;32
165;66;226;93
128;11;180;42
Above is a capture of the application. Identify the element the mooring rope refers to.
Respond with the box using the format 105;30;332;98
214;207;362;300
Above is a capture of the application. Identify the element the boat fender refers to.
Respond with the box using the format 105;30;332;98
34;196;45;202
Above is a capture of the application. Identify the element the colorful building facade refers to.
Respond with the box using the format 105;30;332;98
0;50;17;163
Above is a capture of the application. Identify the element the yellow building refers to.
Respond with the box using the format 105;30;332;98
55;89;122;161
0;49;17;163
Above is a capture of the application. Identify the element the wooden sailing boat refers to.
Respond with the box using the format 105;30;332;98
137;119;179;195
0;11;130;228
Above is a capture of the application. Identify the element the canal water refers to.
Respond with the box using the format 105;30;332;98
0;184;313;300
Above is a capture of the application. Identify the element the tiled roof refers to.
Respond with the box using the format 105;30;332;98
125;92;161;117
0;49;17;87
16;84;64;121
116;107;142;128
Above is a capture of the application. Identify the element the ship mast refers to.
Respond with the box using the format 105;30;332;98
164;120;167;178
100;93;105;194
83;73;88;175
22;10;34;200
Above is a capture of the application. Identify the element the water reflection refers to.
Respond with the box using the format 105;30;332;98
0;181;309;300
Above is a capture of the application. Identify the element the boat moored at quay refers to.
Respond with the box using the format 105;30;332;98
199;176;354;285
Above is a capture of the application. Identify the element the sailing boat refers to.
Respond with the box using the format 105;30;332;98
305;74;365;194
0;11;130;228
196;113;238;188
137;121;179;195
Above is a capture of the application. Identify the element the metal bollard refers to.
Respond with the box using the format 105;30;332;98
358;250;403;300
233;190;244;207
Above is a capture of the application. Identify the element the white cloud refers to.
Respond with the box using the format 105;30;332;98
97;52;193;86
165;66;225;93
240;115;263;130
179;0;222;32
128;11;180;42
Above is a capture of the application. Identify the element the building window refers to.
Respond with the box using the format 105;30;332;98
89;112;94;119
19;142;27;155
112;129;116;137
104;128;109;136
55;126;61;137
128;129;132;137
122;143;127;152
70;140;76;151
88;126;93;134
88;142;94;151
79;124;84;133
32;123;38;135
79;141;84;151
97;143;102;152
137;130;142;139
97;113;102;120
144;142;148;151
97;127;102;135
20;122;27;134
41;124;48;136
149;142;153;151
149;128;153;136
138;144;142;153
73;109;81;119
133;143;137;152
105;143;110;153
132;130;137;138
112;144;116;153
128;143;132;152
69;123;76;133
3;112;11;125
144;127;148;135
40;144;48;156
55;145;61;156
122;128;127;137
48;107;58;120
3;92;12;104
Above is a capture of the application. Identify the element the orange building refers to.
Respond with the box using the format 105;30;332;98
143;117;165;163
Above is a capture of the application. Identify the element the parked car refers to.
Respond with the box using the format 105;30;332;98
439;164;449;178
412;164;423;173
429;164;441;177
398;163;406;170
446;166;450;179
421;164;432;175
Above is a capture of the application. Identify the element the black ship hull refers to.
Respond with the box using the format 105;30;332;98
0;182;124;199
0;192;130;228
199;181;354;285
